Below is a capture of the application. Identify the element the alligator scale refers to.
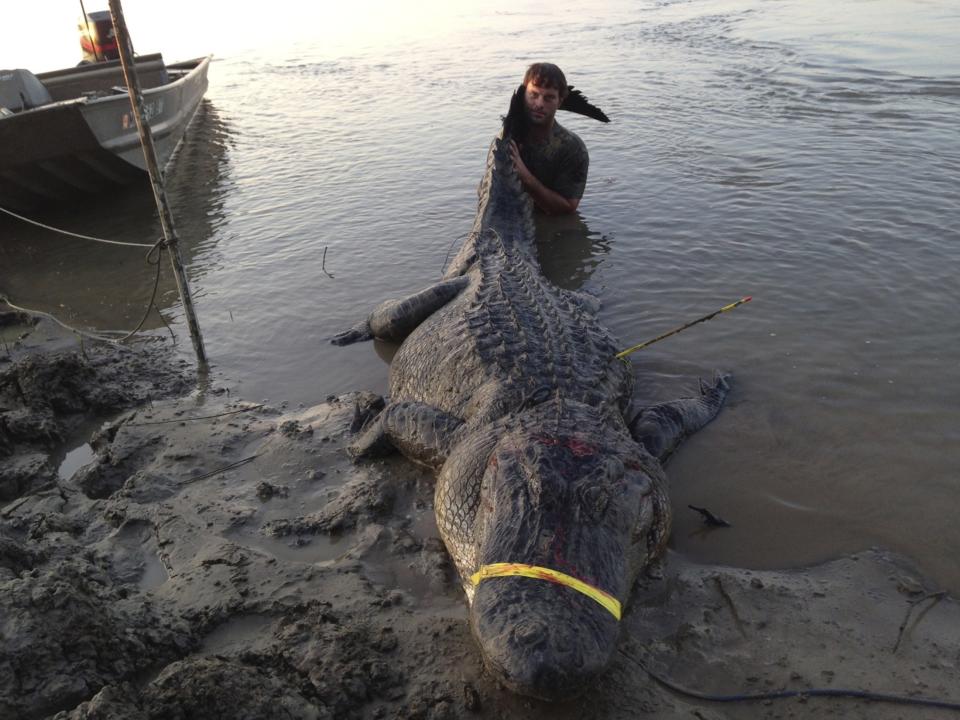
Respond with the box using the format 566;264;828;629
332;88;730;701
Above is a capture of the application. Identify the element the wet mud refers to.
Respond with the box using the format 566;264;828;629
2;319;959;720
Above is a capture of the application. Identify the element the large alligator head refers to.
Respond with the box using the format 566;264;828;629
440;399;670;701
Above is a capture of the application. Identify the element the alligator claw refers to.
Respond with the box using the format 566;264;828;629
700;372;731;395
330;322;373;346
349;392;385;433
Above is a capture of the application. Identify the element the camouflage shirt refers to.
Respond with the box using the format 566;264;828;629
519;121;589;200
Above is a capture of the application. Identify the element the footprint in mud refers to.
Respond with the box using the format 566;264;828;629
199;613;275;655
56;441;95;481
93;518;169;590
225;520;346;565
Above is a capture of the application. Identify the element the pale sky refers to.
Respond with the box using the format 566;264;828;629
4;0;471;72
6;0;954;76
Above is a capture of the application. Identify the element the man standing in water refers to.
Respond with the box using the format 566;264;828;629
508;63;589;215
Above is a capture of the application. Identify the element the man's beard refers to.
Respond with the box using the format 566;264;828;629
527;107;552;126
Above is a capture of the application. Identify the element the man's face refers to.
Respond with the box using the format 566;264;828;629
524;81;562;126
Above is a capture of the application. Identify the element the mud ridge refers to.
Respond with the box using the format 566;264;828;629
2;323;959;719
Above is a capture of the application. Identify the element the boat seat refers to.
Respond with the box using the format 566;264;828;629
0;69;54;112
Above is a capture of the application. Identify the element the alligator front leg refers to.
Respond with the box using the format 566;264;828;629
349;400;467;470
331;276;470;345
628;373;731;462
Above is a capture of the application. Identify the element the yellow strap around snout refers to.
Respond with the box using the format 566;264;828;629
470;562;621;621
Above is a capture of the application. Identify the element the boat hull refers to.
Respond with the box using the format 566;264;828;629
0;56;210;212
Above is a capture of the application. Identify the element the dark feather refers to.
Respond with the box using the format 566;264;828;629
502;83;609;140
561;86;610;123
501;84;528;140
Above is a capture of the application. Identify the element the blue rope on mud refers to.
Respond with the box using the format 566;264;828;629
620;650;960;712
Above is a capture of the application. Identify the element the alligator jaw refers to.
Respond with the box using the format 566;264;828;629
469;574;620;701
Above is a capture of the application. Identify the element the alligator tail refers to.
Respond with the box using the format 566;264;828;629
502;84;527;142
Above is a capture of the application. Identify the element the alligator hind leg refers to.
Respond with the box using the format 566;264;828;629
629;373;731;462
331;276;470;345
349;401;466;470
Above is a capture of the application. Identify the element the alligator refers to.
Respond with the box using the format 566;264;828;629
331;87;731;701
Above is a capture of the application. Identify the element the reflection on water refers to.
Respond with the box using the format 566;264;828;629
373;338;400;367
534;212;610;291
164;101;234;264
0;100;232;333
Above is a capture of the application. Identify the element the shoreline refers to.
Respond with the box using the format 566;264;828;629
2;317;958;719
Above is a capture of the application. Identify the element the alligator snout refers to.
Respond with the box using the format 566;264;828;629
511;618;549;648
470;574;619;701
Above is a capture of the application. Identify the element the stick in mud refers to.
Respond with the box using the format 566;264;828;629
127;404;265;426
109;0;208;367
181;454;260;484
893;591;947;653
689;504;732;528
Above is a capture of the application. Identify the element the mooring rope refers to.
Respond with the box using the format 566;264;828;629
0;203;174;344
0;204;158;248
1;289;161;345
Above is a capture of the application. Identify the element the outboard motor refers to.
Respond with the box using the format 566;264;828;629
0;69;53;112
79;11;119;63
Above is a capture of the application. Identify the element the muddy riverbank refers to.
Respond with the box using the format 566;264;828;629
2;318;959;720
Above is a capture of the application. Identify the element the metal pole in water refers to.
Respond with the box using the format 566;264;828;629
108;0;208;368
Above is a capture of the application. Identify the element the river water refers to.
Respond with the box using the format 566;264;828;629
2;0;958;592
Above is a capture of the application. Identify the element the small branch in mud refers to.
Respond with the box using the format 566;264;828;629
1;495;32;519
713;576;748;638
688;504;731;528
893;591;947;653
126;404;264;426
322;246;334;278
153;523;176;577
181;454;260;484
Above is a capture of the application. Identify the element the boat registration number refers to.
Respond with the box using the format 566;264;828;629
121;99;164;129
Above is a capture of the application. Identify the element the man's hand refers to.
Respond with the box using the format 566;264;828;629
508;139;580;215
508;139;534;185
